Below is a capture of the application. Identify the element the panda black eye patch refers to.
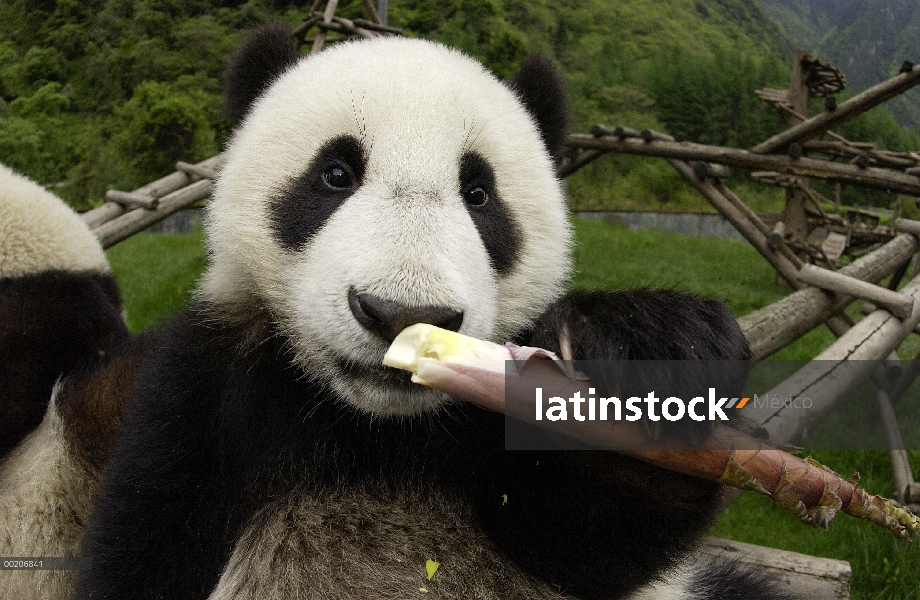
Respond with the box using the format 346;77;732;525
459;152;520;275
271;135;366;251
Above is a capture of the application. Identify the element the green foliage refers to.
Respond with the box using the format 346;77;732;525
111;78;220;182
0;0;917;216
0;83;77;182
392;0;528;77
646;45;789;147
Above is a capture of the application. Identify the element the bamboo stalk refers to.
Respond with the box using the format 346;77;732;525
382;325;920;540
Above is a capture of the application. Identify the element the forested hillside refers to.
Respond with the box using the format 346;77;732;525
762;0;920;133
0;0;916;211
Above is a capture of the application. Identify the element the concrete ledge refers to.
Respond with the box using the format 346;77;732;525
575;211;745;240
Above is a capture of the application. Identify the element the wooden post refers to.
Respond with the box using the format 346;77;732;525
783;51;812;245
81;154;224;230
667;159;803;286
311;0;340;54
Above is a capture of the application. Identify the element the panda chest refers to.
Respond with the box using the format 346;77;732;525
208;489;570;600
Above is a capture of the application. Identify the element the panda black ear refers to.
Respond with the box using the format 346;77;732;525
223;23;302;124
507;55;570;160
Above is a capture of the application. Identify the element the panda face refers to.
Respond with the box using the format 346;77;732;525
203;37;571;416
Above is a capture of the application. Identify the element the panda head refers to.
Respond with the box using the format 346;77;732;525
202;25;572;417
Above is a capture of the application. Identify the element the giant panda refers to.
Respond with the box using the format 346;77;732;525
0;164;134;600
0;164;129;459
3;25;789;600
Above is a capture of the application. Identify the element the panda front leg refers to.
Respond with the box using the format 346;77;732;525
471;288;767;600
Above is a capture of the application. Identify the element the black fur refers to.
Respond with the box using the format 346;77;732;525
459;152;521;274
529;289;752;444
0;270;128;458
270;135;366;251
223;23;301;124
690;559;797;600
507;54;570;160
74;290;759;600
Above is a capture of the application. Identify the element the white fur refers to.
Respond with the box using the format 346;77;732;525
0;386;97;600
0;164;110;278
202;38;572;415
208;489;572;600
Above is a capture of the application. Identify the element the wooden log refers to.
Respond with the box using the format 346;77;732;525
565;134;920;196
317;18;375;38
93;179;212;249
310;0;340;54
906;166;920;176
613;125;641;139
769;221;786;250
895;217;920;236
802;141;915;169
797;263;915;318
690;161;732;179
667;159;803;287
715;182;803;268
360;0;382;24
82;154;224;230
737;234;919;359
104;190;158;210
640;128;674;142
752;64;920;154
556;149;605;178
175;161;218;180
700;538;851;600
875;382;917;505
352;18;401;33
747;272;920;443
291;14;321;40
590;124;618;137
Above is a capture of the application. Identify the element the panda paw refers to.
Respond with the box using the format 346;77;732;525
527;289;751;444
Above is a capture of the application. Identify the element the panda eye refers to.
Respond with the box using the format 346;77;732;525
322;165;355;190
465;186;489;208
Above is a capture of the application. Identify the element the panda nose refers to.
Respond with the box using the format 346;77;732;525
348;287;464;343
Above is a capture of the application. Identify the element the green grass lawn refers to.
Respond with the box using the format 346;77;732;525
106;216;920;599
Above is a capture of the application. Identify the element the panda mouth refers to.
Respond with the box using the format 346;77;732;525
333;356;416;390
